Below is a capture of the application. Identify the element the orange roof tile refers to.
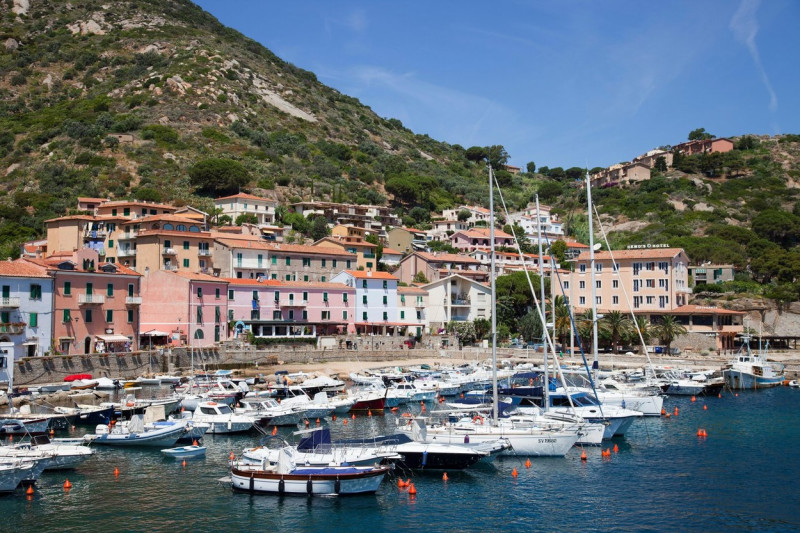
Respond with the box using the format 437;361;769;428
214;193;277;203
341;270;398;280
171;271;228;283
415;252;480;264
0;259;50;278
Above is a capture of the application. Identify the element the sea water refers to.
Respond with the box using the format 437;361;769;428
2;388;799;532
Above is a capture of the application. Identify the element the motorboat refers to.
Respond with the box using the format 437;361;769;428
236;398;304;427
191;402;254;434
347;385;387;413
97;393;182;420
0;461;38;492
723;336;785;390
2;435;93;470
86;415;187;447
161;444;206;458
384;382;437;408
0;416;49;436
53;404;115;426
230;446;390;496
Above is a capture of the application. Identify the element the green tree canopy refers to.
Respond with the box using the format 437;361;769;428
189;158;250;196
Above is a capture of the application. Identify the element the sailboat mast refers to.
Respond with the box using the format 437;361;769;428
586;171;599;381
489;164;498;423
536;195;549;410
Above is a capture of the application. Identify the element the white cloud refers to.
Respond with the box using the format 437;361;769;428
730;0;778;112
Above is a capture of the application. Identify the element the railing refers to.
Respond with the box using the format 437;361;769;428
163;265;179;271
125;296;142;305
0;297;21;308
198;249;212;256
78;294;105;305
117;248;137;257
280;299;307;307
451;298;471;306
0;323;25;334
162;248;177;255
83;230;107;240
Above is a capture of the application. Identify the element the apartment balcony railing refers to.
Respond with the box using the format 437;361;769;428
78;294;105;305
0;323;25;334
162;248;177;256
0;297;20;308
125;296;142;305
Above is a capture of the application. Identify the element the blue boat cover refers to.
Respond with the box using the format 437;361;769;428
291;467;368;475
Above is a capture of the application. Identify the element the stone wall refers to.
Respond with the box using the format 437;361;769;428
12;351;175;386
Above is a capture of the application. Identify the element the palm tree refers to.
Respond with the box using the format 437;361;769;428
631;316;652;348
654;315;687;355
601;310;630;354
551;296;572;350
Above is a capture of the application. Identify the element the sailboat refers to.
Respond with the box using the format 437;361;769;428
400;164;581;457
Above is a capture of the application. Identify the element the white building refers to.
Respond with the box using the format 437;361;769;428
331;270;401;336
397;286;428;338
422;274;491;332
214;193;278;226
0;259;54;359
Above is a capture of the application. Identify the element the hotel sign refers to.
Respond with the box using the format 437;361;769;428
626;244;669;250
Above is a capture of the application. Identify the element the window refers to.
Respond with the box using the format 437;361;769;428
228;309;234;321
417;311;422;320
595;263;602;272
342;311;348;320
633;296;641;309
400;310;405;319
196;307;203;324
215;288;221;299
128;284;134;297
29;312;38;327
123;208;130;216
85;309;93;323
612;279;619;289
579;297;586;306
633;279;640;292
303;275;309;282
633;262;642;275
272;310;281;320
579;264;586;273
1;311;8;323
646;262;655;271
659;261;669;273
659;279;668;290
251;309;260;320
183;259;190;268
363;295;368;304
63;309;71;322
382;295;388;305
596;296;601;305
271;256;277;265
112;209;117;216
366;262;373;269
646;296;655;304
257;254;263;268
321;276;325;282
382;280;388;289
382;312;388;321
183;241;190;250
271;273;277;280
228;289;234;300
595;280;601;289
302;291;308;302
215;306;221;324
347;260;352;269
613;262;620;272
164;240;172;249
197;287;203;298
323;292;328;302
302;310;307;320
285;257;291;266
285;275;291;281
302;258;311;267
321;311;330;320
288;310;294;320
362;280;368;289
612;296;619;305
64;281;71;295
274;291;280;302
659;295;669;308
127;309;134;323
86;283;93;295
579;281;585;289
321;259;326;267
30;284;42;300
563;281;570;289
646;279;655;288
362;312;368;321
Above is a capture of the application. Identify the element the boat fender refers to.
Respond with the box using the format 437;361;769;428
334;477;341;495
422;451;428;467
278;477;285;495
227;421;232;431
464;435;469;444
306;478;313;495
249;473;255;494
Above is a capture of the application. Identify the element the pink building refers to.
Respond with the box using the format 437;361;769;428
140;270;229;347
225;279;355;339
33;248;142;355
450;227;514;252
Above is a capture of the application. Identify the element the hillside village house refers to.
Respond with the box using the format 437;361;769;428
394;251;485;285
214;193;278;226
35;248;142;356
331;270;407;336
314;236;379;271
0;259;53;359
688;264;736;286
471;249;559;277
330;224;379;240
668;304;744;352
428;219;470;241
450;227;515;252
386;227;428;254
380;247;404;269
673;138;734;155
290;201;401;234
225;278;355;340
140;270;229;347
397;286;427;338
441;205;492;226
566;247;691;317
422;274;491;333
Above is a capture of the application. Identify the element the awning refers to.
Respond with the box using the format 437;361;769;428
21;341;38;346
96;334;130;343
141;330;169;336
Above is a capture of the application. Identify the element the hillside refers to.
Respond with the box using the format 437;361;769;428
1;0;800;299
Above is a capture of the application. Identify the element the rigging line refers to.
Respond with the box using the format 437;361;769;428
591;202;658;379
492;177;583;416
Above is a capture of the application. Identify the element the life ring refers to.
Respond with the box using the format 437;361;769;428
473;416;484;425
125;401;135;407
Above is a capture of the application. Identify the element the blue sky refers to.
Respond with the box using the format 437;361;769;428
194;0;799;170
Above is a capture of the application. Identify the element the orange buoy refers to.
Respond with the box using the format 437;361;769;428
332;414;337;421
674;407;679;416
351;413;356;420
182;459;187;467
25;485;34;496
661;408;666;416
511;467;518;478
304;419;310;426
718;393;722;398
63;479;72;490
702;429;708;437
193;440;199;446
665;413;671;418
368;410;372;417
442;472;449;481
398;479;406;488
408;482;417;495
316;418;320;425
390;407;399;413
580;450;587;461
114;467;120;477
229;451;235;460
343;419;348;425
524;458;531;469
691;396;696;402
697;428;703;437
613;443;619;453
703;405;708;411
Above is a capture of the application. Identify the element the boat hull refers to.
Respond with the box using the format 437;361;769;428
230;465;388;495
723;370;784;390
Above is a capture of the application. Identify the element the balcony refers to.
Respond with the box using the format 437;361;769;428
78;294;105;305
198;249;212;257
163;265;179;271
125;296;142;305
0;323;25;335
117;248;137;257
450;297;471;306
83;229;107;240
162;248;177;256
0;297;20;308
118;232;137;240
280;299;307;308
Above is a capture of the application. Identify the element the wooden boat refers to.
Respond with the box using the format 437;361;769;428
230;447;389;496
161;444;206;458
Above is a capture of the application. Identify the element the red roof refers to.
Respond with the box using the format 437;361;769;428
0;259;51;278
214;193;276;203
341;270;398;280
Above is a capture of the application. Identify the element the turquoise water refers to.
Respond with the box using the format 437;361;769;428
2;388;800;532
